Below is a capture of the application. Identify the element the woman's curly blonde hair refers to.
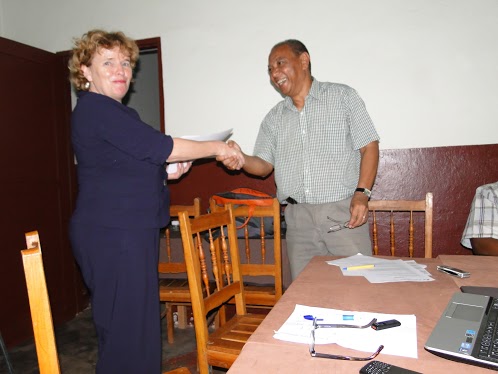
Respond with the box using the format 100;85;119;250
68;29;139;91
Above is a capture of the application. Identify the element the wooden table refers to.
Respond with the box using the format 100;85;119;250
227;255;498;373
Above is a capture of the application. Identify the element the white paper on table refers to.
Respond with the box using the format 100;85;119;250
362;260;434;283
405;260;432;276
166;128;233;173
273;304;418;358
326;254;392;268
326;254;434;283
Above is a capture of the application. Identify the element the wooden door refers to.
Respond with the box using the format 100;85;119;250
0;37;85;346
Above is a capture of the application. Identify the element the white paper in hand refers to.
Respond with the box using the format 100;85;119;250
167;128;233;173
180;128;233;141
166;162;188;174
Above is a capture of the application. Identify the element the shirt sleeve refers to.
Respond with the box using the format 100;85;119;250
253;104;281;166
344;87;380;150
95;94;173;165
461;183;498;248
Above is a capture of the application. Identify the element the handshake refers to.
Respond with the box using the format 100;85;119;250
217;140;245;171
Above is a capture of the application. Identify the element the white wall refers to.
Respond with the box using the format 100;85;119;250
2;0;497;152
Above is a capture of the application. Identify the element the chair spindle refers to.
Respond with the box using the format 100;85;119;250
372;210;379;255
408;211;414;257
389;211;395;256
244;223;250;263
198;233;210;296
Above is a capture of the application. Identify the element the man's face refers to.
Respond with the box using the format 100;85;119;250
267;45;309;98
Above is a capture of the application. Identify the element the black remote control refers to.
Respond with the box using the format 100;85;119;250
359;360;422;374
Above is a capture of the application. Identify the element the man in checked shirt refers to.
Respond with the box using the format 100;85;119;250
461;181;498;255
225;39;380;280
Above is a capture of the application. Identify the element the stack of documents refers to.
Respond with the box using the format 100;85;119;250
274;304;418;358
327;254;434;283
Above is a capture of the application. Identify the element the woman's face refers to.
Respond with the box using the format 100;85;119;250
81;46;132;102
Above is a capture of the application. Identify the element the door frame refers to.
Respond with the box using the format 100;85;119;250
134;37;165;133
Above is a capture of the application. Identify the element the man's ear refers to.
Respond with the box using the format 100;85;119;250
300;52;310;71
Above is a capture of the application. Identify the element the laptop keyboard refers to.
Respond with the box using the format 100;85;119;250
476;298;498;362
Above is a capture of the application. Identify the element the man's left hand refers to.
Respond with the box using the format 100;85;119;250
348;193;369;228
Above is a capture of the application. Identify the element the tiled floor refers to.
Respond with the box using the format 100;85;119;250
0;307;227;374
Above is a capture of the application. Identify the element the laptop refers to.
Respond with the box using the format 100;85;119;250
425;291;498;370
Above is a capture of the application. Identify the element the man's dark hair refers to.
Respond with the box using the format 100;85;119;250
272;39;311;73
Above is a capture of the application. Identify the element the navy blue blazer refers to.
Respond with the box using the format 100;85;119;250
71;91;174;229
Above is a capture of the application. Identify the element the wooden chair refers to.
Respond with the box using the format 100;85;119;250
23;231;190;374
178;206;265;374
368;192;434;258
165;368;191;374
209;197;283;308
159;198;203;344
21;231;61;374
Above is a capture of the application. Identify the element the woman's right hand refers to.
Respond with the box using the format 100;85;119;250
216;141;245;170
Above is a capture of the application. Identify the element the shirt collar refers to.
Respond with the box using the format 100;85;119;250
283;77;319;110
307;77;320;100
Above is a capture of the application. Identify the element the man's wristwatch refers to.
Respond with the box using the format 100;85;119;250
355;187;372;198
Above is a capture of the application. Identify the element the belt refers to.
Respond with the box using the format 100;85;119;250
286;197;299;205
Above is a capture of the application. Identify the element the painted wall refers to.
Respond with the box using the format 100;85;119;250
1;0;497;152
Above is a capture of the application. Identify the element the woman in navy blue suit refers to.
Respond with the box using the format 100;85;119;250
68;29;243;374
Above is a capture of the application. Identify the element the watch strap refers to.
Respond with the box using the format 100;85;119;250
355;187;372;198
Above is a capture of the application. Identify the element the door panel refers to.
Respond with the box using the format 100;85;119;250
0;37;85;346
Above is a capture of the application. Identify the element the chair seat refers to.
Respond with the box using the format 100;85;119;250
159;278;189;289
159;279;191;303
159;278;217;302
224;284;275;307
243;285;276;307
207;313;265;369
244;283;275;294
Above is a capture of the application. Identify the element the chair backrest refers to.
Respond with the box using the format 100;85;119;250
21;231;61;374
178;206;246;349
158;198;201;274
209;197;282;305
368;192;433;258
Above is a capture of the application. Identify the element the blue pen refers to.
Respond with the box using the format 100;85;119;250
303;315;323;321
304;314;354;321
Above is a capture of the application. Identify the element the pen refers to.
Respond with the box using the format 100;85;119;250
304;315;354;321
342;264;375;271
303;315;323;321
